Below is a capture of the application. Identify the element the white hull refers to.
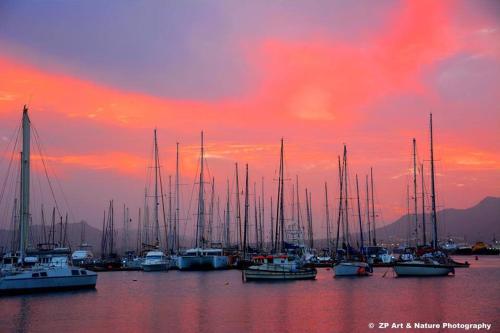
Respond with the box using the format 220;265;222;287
178;255;228;270
393;262;454;277
334;261;372;276
0;267;97;294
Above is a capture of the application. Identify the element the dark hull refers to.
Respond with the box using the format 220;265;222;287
0;284;96;296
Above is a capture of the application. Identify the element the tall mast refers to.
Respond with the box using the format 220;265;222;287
136;208;142;254
365;175;371;245
110;200;115;255
153;129;160;246
208;177;215;246
305;188;310;248
225;179;231;247
123;204;129;252
370;167;376;246
324;182;331;254
258;196;262;251
412;138;418;246
308;190;313;249
253;182;258;250
270;196;274;251
196;131;205;248
296;175;301;233
168;175;173;252
243;164;249;257
355;174;364;249
429;113;438;249
343;146;350;253
421;163;427;245
175;142;180;252
261;177;265;251
19;106;30;262
279;138;285;252
334;155;343;258
235;163;242;250
143;187;149;246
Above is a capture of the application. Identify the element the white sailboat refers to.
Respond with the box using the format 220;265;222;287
393;114;455;277
178;132;228;270
0;106;97;294
141;129;169;272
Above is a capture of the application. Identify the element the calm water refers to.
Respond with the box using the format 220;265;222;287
1;256;499;333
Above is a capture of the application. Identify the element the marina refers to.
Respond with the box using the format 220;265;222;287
1;1;499;332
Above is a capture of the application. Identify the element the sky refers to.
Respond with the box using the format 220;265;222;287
0;0;499;242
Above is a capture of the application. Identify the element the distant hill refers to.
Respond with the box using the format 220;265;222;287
376;197;500;243
2;197;499;253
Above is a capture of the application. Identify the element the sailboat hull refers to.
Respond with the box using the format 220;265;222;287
0;267;97;295
393;262;455;276
178;255;228;270
334;261;372;277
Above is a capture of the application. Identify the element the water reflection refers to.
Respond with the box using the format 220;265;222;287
1;257;499;333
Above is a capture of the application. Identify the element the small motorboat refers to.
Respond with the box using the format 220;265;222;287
244;255;317;281
334;260;372;277
142;251;169;272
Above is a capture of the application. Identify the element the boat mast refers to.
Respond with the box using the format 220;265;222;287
296;175;301;236
334;155;343;258
370;167;376;246
260;177;265;251
243;164;249;258
365;175;371;245
168;175;172;252
196;131;206;249
235;163;242;251
175;142;180;253
429;113;438;249
280;140;285;252
275;138;285;253
308;190;313;249
225;179;231;247
355;174;364;250
306;187;312;249
153;129;160;246
208;177;215;247
343;146;350;256
413;138;418;246
270;196;274;251
19;106;30;263
253;182;258;250
421;163;427;245
324;182;331;254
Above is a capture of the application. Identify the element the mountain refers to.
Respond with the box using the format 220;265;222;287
376;197;500;243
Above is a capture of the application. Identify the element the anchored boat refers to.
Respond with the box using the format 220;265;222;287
244;255;316;281
0;106;97;294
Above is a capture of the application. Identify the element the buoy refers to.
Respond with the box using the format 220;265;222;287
132;279;137;282
475;256;479;261
357;267;366;275
326;268;331;271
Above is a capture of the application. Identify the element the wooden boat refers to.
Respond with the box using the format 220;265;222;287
244;255;316;281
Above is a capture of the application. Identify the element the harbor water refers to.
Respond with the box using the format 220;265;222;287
1;256;499;333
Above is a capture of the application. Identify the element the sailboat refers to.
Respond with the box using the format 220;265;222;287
333;146;372;277
178;132;228;270
244;139;317;281
0;106;97;294
393;114;455;277
141;129;170;272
